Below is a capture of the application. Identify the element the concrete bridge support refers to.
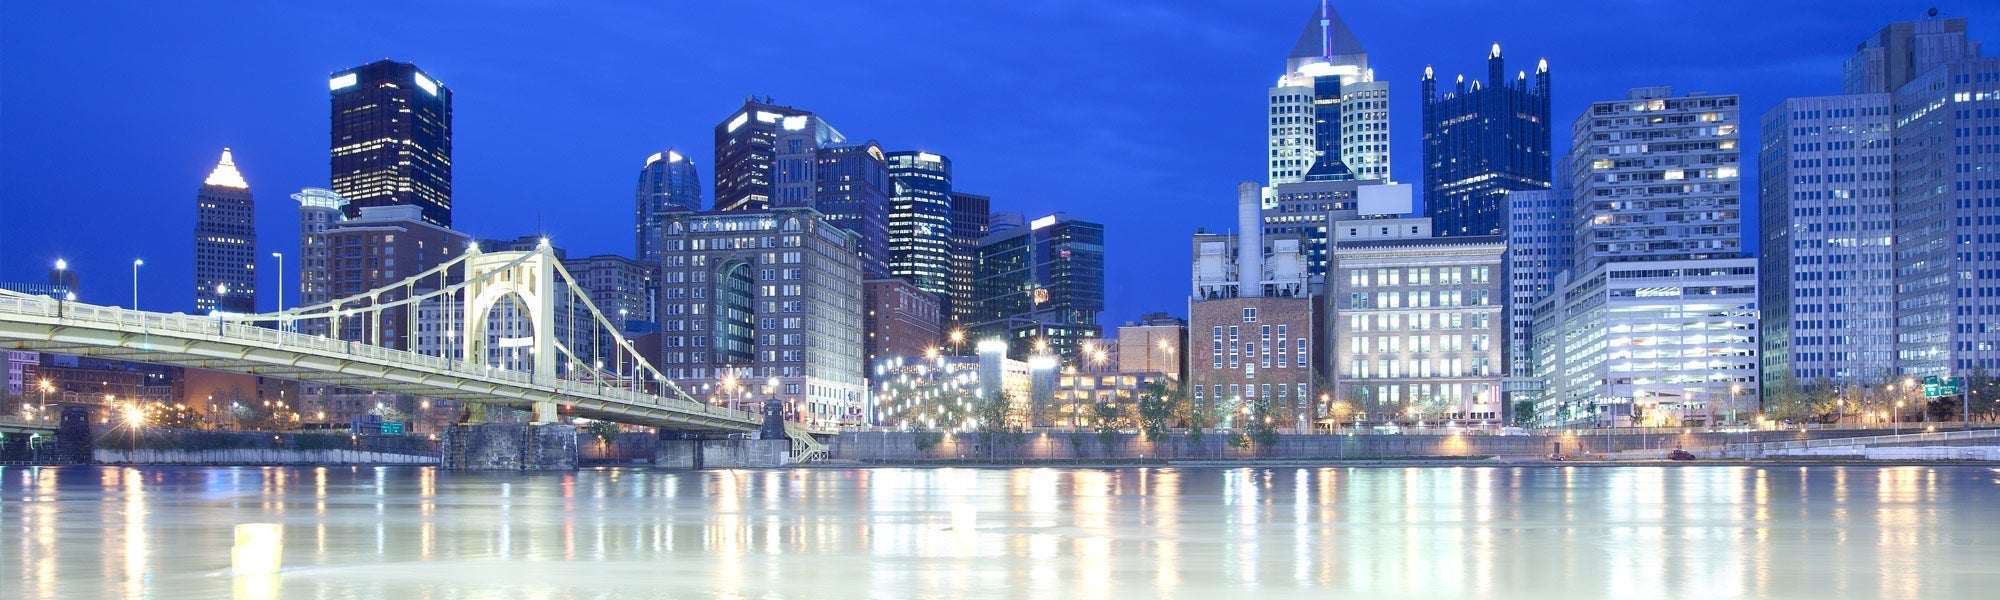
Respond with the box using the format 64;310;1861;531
655;430;789;469
440;423;578;470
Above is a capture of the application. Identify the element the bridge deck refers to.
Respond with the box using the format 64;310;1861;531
0;295;762;433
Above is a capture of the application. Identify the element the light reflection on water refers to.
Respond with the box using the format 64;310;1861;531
3;465;1997;599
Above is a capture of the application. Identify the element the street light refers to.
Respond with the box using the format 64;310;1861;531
131;259;144;310
271;253;285;324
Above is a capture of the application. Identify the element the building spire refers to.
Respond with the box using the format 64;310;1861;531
204;148;249;189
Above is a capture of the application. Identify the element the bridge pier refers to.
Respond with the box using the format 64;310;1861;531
440;423;578;470
55;406;93;465
655;429;789;469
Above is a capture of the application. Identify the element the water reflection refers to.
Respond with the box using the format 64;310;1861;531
2;465;1997;598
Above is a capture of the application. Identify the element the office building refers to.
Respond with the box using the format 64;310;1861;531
563;254;657;327
291;188;347;335
948;192;992;332
1501;187;1574;417
194;148;256;314
713;98;834;213
1885;20;1998;377
1421;44;1553;237
1327;217;1507;427
972;213;1105;362
864;278;943;366
1757;94;1896;387
887;151;956;300
1268;1;1388;185
652;207;866;426
811;142;892;278
329;60;452;227
635;149;702;264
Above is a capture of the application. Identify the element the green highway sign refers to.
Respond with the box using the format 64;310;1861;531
379;421;405;435
1923;377;1962;398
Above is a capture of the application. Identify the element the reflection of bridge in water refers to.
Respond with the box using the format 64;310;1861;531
0;244;825;465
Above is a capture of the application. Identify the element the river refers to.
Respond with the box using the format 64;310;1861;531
4;465;1997;598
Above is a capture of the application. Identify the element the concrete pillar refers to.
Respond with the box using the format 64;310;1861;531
531;401;557;425
56;406;93;465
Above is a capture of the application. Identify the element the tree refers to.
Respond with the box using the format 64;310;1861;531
1243;391;1279;454
1511;401;1536;427
1091;401;1125;456
975;388;1021;459
1135;380;1182;443
586;420;622;447
1967;368;1999;422
1179;380;1228;457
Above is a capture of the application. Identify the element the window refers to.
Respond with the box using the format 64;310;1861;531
1243;308;1258;322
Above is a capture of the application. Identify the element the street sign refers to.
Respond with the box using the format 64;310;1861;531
1923;377;1962;398
379;421;405;435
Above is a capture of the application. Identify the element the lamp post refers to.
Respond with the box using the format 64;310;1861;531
131;259;144;310
1729;384;1743;427
270;253;285;327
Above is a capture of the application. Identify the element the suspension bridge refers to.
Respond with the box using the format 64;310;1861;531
0;243;828;462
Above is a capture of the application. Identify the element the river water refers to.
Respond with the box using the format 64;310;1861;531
3;465;1997;599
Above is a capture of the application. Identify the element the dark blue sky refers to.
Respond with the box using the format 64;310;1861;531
3;1;1993;322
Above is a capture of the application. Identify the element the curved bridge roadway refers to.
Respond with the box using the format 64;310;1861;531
0;293;762;433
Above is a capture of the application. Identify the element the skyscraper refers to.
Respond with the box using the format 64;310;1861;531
811;142;892;278
194;148;255;314
1880;18;1995;378
973;213;1105;362
1758;94;1896;387
712;98;835;213
634;149;701;264
329;60;453;227
948;191;992;332
1421;44;1553;237
1267;1;1388;185
886;151;956;299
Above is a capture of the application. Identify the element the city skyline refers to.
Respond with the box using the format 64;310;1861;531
3;1;1996;323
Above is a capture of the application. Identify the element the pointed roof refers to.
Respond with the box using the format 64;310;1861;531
204;148;248;189
1288;1;1365;61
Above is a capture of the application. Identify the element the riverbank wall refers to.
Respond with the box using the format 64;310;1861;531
829;428;1939;461
95;448;436;465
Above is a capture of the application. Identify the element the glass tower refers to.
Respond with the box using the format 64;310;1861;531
329;60;452;227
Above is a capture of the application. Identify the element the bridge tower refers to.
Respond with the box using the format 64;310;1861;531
460;242;561;423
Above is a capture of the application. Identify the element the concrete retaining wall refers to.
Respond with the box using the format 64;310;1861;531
830;429;1923;461
95;448;435;465
1767;446;2000;460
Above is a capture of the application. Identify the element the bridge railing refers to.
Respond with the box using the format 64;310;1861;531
1;295;755;425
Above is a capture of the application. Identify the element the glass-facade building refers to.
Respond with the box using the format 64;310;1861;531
886;151;956;300
634;149;702;264
1267;1;1388;185
948;191;992;332
712;99;825;213
329;60;452;227
1421;45;1552;238
973;214;1106;362
811;143;891;279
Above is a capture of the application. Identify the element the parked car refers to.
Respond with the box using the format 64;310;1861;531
1373;424;1403;435
1669;449;1697;461
1498;427;1528;436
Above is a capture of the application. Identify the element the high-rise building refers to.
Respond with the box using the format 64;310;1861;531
323;206;469;350
1421;45;1553;238
1532;87;1758;427
948;192;992;332
972;213;1105;362
291;188;348;335
562;254;657;327
329;60;452;227
1568;87;1745;271
887;151;956;298
811;142;892;278
864;278;942;367
1882;19;1995;378
712;98;833;213
1501;186;1573;417
652;207;866;426
1267;1;1388;185
1758;94;1896;387
1843;16;1981;95
635;149;701;264
1327;217;1507;428
194;148;256;314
